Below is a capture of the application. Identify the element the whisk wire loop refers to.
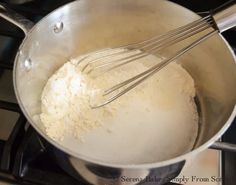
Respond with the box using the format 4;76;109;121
77;16;220;108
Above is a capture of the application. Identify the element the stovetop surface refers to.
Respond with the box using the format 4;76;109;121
0;0;236;185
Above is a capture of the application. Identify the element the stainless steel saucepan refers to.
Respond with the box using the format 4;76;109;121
0;0;236;184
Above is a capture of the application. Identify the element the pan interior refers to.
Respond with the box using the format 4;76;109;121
14;0;236;165
38;49;200;164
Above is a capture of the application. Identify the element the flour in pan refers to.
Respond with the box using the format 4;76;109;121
40;49;199;163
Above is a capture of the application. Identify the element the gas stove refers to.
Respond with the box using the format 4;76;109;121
0;0;235;185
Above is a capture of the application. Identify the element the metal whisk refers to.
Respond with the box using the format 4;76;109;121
78;2;236;108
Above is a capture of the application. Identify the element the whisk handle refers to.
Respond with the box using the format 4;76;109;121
212;0;236;32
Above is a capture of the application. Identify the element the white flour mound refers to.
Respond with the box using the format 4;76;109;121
40;49;199;164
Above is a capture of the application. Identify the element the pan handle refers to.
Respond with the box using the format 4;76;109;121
0;4;34;35
212;0;236;32
210;141;236;153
